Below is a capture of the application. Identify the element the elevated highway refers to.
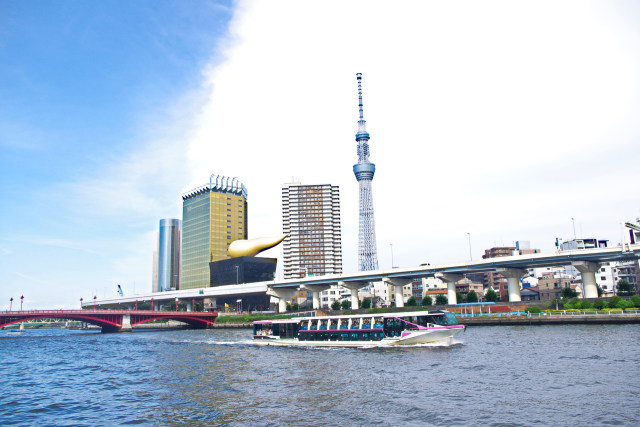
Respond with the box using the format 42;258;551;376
89;244;640;312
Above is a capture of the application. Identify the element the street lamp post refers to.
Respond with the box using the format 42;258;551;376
20;295;24;311
390;244;395;268
10;297;13;311
571;218;577;239
235;265;239;285
135;299;138;310
80;298;83;309
175;297;179;311
467;233;472;261
93;296;96;310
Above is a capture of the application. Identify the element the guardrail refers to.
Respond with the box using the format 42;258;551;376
458;310;640;318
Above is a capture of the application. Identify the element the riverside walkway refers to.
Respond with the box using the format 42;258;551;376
0;310;218;332
458;310;640;326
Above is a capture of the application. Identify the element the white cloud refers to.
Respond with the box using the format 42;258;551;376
184;0;640;271
6;0;639;309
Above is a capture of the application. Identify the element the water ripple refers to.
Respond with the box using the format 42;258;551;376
1;325;640;425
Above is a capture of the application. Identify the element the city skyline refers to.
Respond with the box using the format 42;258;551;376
2;1;639;308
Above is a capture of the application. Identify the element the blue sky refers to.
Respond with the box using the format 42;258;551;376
1;1;235;307
2;0;640;309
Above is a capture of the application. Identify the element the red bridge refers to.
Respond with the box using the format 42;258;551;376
0;310;218;333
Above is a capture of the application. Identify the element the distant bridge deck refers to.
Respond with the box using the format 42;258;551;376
0;310;218;332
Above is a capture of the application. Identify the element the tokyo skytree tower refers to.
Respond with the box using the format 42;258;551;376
353;73;379;271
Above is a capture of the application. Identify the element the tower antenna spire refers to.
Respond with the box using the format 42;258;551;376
357;72;364;120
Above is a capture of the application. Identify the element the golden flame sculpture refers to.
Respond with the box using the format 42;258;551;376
228;235;288;258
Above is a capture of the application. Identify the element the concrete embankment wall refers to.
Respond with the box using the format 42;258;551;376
213;323;252;328
459;314;640;326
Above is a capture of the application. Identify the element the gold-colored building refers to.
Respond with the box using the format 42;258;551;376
180;175;248;289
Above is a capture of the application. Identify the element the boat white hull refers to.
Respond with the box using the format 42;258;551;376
386;326;465;345
252;326;464;347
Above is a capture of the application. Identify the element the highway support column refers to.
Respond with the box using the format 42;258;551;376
302;285;330;310
497;268;527;302
573;261;601;299
338;281;369;310
435;273;464;305
384;278;412;308
267;287;298;313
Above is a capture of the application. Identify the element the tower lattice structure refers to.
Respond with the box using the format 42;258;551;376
353;73;379;271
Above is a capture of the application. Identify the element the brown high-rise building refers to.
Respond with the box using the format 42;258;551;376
282;182;342;280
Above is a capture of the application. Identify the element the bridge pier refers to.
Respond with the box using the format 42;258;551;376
302;285;330;309
497;268;526;302
384;278;411;308
339;281;369;310
573;261;601;299
435;273;464;305
121;314;132;332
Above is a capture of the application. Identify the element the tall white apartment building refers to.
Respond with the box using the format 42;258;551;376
282;182;342;280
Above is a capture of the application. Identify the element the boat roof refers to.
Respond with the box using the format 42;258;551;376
254;310;448;324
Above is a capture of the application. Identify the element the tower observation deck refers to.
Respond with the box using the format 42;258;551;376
353;73;379;271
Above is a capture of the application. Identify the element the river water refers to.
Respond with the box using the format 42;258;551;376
1;324;639;426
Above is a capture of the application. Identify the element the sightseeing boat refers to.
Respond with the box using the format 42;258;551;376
253;310;465;347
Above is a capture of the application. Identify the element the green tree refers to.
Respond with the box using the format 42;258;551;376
435;294;448;305
593;299;605;310
331;300;341;311
616;279;634;296
361;297;372;309
525;306;541;313
406;296;417;306
456;292;464;303
622;299;635;309
609;296;622;308
579;300;593;310
561;287;578;299
631;295;640;308
340;299;351;310
596;284;603;297
286;303;292;312
485;288;498;302
422;295;433;307
292;303;300;311
549;298;562;310
466;290;479;303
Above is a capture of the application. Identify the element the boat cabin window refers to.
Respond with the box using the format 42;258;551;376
253;323;272;336
272;322;299;338
329;321;338;330
431;313;459;326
